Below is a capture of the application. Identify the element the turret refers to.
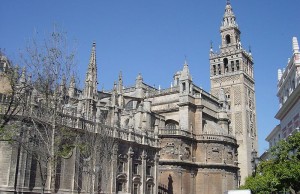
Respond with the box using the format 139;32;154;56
135;73;144;98
293;37;299;54
179;60;192;94
118;71;123;94
117;71;124;107
83;42;98;99
68;75;76;98
59;74;66;97
135;73;143;89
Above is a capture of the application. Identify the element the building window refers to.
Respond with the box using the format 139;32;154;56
213;65;216;75
146;184;153;194
118;161;124;173
133;184;139;194
225;34;231;44
117;182;123;192
218;64;221;74
226;94;230;99
182;82;186;91
125;100;134;110
165;120;178;131
231;61;234;72
223;58;229;73
236;60;240;70
133;163;139;175
146;165;152;176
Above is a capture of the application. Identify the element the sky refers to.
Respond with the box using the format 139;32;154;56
1;0;300;154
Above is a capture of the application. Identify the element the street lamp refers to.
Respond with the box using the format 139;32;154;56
237;170;241;187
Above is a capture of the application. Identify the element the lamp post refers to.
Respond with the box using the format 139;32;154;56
237;170;241;187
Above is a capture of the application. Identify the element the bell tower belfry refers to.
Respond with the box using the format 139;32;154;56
209;1;258;184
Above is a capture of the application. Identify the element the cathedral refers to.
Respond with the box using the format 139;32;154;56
0;1;257;194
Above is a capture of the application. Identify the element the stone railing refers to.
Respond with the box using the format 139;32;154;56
159;128;236;144
147;86;179;97
196;133;236;144
123;86;136;93
158;128;193;138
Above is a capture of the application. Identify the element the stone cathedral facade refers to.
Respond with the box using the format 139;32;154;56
0;1;257;194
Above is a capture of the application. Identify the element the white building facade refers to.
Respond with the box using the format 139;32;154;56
265;37;300;149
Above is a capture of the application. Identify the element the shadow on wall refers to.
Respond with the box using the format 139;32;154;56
158;174;173;194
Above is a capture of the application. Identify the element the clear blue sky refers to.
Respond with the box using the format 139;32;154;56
1;0;300;154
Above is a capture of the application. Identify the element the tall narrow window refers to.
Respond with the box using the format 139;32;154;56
231;61;234;72
213;65;216;75
146;165;151;176
133;163;138;175
133;184;139;194
117;182;123;192
218;64;221;74
225;34;231;44
118;161;124;173
236;60;240;71
223;58;228;73
146;184;152;194
182;82;186;91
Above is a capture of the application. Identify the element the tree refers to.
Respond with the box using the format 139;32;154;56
240;160;281;193
75;123;116;194
0;26;77;194
241;131;300;193
0;52;31;137
270;131;300;193
22;27;77;194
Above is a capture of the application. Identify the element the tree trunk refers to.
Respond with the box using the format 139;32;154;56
50;123;56;194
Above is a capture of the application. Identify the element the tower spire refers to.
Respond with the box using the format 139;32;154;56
83;42;98;99
219;1;241;51
221;0;238;29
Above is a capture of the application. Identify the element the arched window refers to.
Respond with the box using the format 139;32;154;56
165;120;179;130
212;65;216;75
225;34;231;44
125;100;135;110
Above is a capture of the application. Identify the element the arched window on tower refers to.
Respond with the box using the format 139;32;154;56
213;65;216;75
218;64;221;74
231;61;235;72
236;60;240;71
225;34;231;44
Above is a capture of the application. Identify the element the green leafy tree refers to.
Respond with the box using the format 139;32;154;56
241;131;300;193
270;131;300;193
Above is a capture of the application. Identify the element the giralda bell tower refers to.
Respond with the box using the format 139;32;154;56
209;1;258;183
